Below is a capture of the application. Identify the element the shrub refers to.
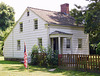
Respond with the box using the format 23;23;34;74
31;45;46;66
31;45;58;67
0;41;3;56
31;45;39;65
46;46;58;67
96;42;100;55
39;46;46;53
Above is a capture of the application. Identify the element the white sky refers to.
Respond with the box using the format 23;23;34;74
0;0;90;21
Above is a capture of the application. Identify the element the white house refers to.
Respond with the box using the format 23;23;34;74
3;3;89;61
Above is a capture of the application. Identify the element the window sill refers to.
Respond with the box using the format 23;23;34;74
66;48;71;51
19;32;23;33
78;48;82;50
33;29;38;31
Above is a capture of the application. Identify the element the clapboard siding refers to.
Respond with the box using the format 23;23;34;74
4;8;48;58
49;25;89;55
3;7;89;59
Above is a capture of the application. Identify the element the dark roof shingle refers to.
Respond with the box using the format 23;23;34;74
28;7;75;26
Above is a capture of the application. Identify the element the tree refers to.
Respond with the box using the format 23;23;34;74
0;2;15;31
96;42;100;55
0;2;15;41
70;0;100;44
0;2;15;55
84;0;100;44
70;5;85;26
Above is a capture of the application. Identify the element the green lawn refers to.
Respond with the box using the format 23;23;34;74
0;56;100;76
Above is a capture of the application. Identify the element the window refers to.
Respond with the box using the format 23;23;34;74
38;38;42;47
78;39;82;48
66;38;71;48
17;40;21;50
20;22;23;32
34;19;38;29
27;11;29;16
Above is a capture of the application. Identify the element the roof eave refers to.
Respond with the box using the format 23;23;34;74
48;23;84;28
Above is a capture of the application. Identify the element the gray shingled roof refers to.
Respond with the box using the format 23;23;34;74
50;31;73;35
28;7;76;26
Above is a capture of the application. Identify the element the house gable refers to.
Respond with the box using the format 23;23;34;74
3;5;89;59
3;7;48;58
4;7;48;42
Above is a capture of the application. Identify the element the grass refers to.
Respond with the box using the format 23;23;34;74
0;56;100;76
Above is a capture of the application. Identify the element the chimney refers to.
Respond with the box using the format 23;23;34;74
61;3;69;15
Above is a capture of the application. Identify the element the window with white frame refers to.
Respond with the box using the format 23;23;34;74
20;22;23;32
78;39;82;48
34;19;38;29
66;38;71;48
38;38;42;47
17;40;21;50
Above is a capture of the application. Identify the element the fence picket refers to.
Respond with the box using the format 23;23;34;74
58;54;100;73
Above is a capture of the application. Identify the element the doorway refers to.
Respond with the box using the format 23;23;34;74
51;38;58;52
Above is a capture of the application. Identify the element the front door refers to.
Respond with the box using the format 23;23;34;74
51;37;63;54
51;38;58;52
53;38;58;51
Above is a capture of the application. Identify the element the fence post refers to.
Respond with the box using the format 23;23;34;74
77;55;78;70
57;54;100;72
58;54;62;66
99;56;100;72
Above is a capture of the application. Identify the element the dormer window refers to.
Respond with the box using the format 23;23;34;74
27;11;29;16
34;19;38;29
20;22;23;32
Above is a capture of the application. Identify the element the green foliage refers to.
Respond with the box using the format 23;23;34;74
31;45;39;53
0;41;3;55
1;56;100;76
70;7;84;26
90;44;97;54
31;45;58;67
39;46;46;53
46;46;58;67
84;1;100;44
70;0;100;48
0;26;13;56
0;2;15;55
31;45;39;65
45;46;53;66
0;2;15;31
31;45;46;66
0;26;13;41
96;42;100;55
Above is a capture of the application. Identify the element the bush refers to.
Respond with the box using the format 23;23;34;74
31;45;58;67
46;46;58;67
90;44;96;54
0;41;3;56
96;42;100;55
31;45;46;66
31;45;39;65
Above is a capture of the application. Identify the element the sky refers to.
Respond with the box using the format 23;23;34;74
0;0;90;21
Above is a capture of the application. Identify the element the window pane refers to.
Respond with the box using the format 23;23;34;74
34;19;38;29
66;39;70;48
17;40;21;50
78;39;82;48
38;38;42;47
27;11;29;16
20;23;23;32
